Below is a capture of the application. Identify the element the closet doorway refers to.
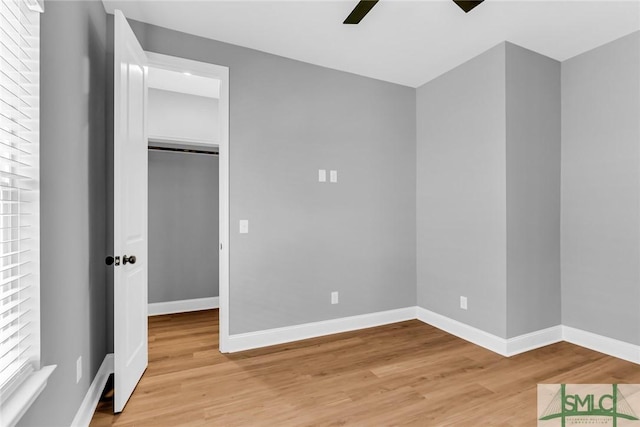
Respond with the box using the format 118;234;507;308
145;53;230;351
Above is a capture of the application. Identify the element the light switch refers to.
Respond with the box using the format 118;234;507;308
330;170;338;183
76;356;82;383
318;169;326;182
239;220;249;234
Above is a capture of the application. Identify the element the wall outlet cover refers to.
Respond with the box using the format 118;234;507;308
239;220;249;234
318;169;326;182
330;170;338;183
460;296;468;310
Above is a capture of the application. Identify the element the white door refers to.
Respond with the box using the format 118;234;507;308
113;9;148;413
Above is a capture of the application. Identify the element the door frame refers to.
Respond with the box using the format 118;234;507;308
145;52;230;352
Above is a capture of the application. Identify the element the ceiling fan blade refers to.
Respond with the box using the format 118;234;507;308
452;0;484;13
343;0;379;25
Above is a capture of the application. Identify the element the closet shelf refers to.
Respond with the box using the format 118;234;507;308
147;135;218;148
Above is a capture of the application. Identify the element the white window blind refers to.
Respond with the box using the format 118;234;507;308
0;0;41;409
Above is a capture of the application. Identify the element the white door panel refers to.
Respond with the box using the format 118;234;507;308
113;9;148;413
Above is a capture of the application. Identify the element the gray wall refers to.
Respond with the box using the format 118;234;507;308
148;150;219;303
128;20;417;334
19;2;108;426
417;42;563;339
416;44;508;338
561;31;640;345
505;43;561;338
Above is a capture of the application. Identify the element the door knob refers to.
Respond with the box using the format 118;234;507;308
123;255;136;265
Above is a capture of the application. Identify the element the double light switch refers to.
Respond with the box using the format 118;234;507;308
319;169;338;183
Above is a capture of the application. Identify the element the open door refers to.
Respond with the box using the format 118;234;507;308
113;10;148;413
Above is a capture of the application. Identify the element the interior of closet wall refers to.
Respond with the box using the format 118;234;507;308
147;85;220;306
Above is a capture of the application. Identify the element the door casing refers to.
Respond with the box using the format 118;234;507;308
145;52;231;352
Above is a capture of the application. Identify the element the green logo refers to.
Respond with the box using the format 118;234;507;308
539;384;639;427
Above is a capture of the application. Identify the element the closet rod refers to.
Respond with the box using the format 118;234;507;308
148;145;219;156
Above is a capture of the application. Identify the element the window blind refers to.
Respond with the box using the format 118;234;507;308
0;0;41;404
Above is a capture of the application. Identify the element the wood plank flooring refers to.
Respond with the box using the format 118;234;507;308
90;310;640;426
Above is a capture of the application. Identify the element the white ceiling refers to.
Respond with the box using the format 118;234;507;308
148;66;220;98
102;0;640;88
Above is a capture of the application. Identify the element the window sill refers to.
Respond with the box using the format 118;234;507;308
1;365;56;427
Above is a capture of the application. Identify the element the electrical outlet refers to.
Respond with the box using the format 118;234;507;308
460;296;468;310
330;170;338;183
76;356;82;383
239;220;249;234
331;291;339;305
318;169;326;182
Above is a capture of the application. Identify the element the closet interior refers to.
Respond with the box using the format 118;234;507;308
146;66;221;315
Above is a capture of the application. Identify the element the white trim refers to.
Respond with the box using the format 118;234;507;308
26;0;44;13
144;52;230;353
562;326;640;365
148;297;219;316
225;307;416;353
218;64;230;353
1;365;55;427
416;307;562;357
505;325;563;356
415;307;638;364
223;306;639;365
71;354;114;427
416;307;509;355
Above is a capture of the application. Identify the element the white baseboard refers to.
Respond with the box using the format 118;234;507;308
505;325;563;356
416;307;510;355
563;326;640;365
416;308;562;357
71;353;114;427
148;297;219;316
147;300;638;363
225;307;416;353
156;301;640;364
415;307;638;364
65;313;635;426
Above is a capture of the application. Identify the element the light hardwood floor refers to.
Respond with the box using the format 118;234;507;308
90;310;640;426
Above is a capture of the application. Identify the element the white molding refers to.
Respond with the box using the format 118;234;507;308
416;307;509;355
148;297;219;316
224;307;416;353
505;325;563;356
563;326;640;365
146;300;640;364
71;354;114;427
416;308;562;357
144;52;230;353
415;307;638;364
224;306;639;365
2;365;55;427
